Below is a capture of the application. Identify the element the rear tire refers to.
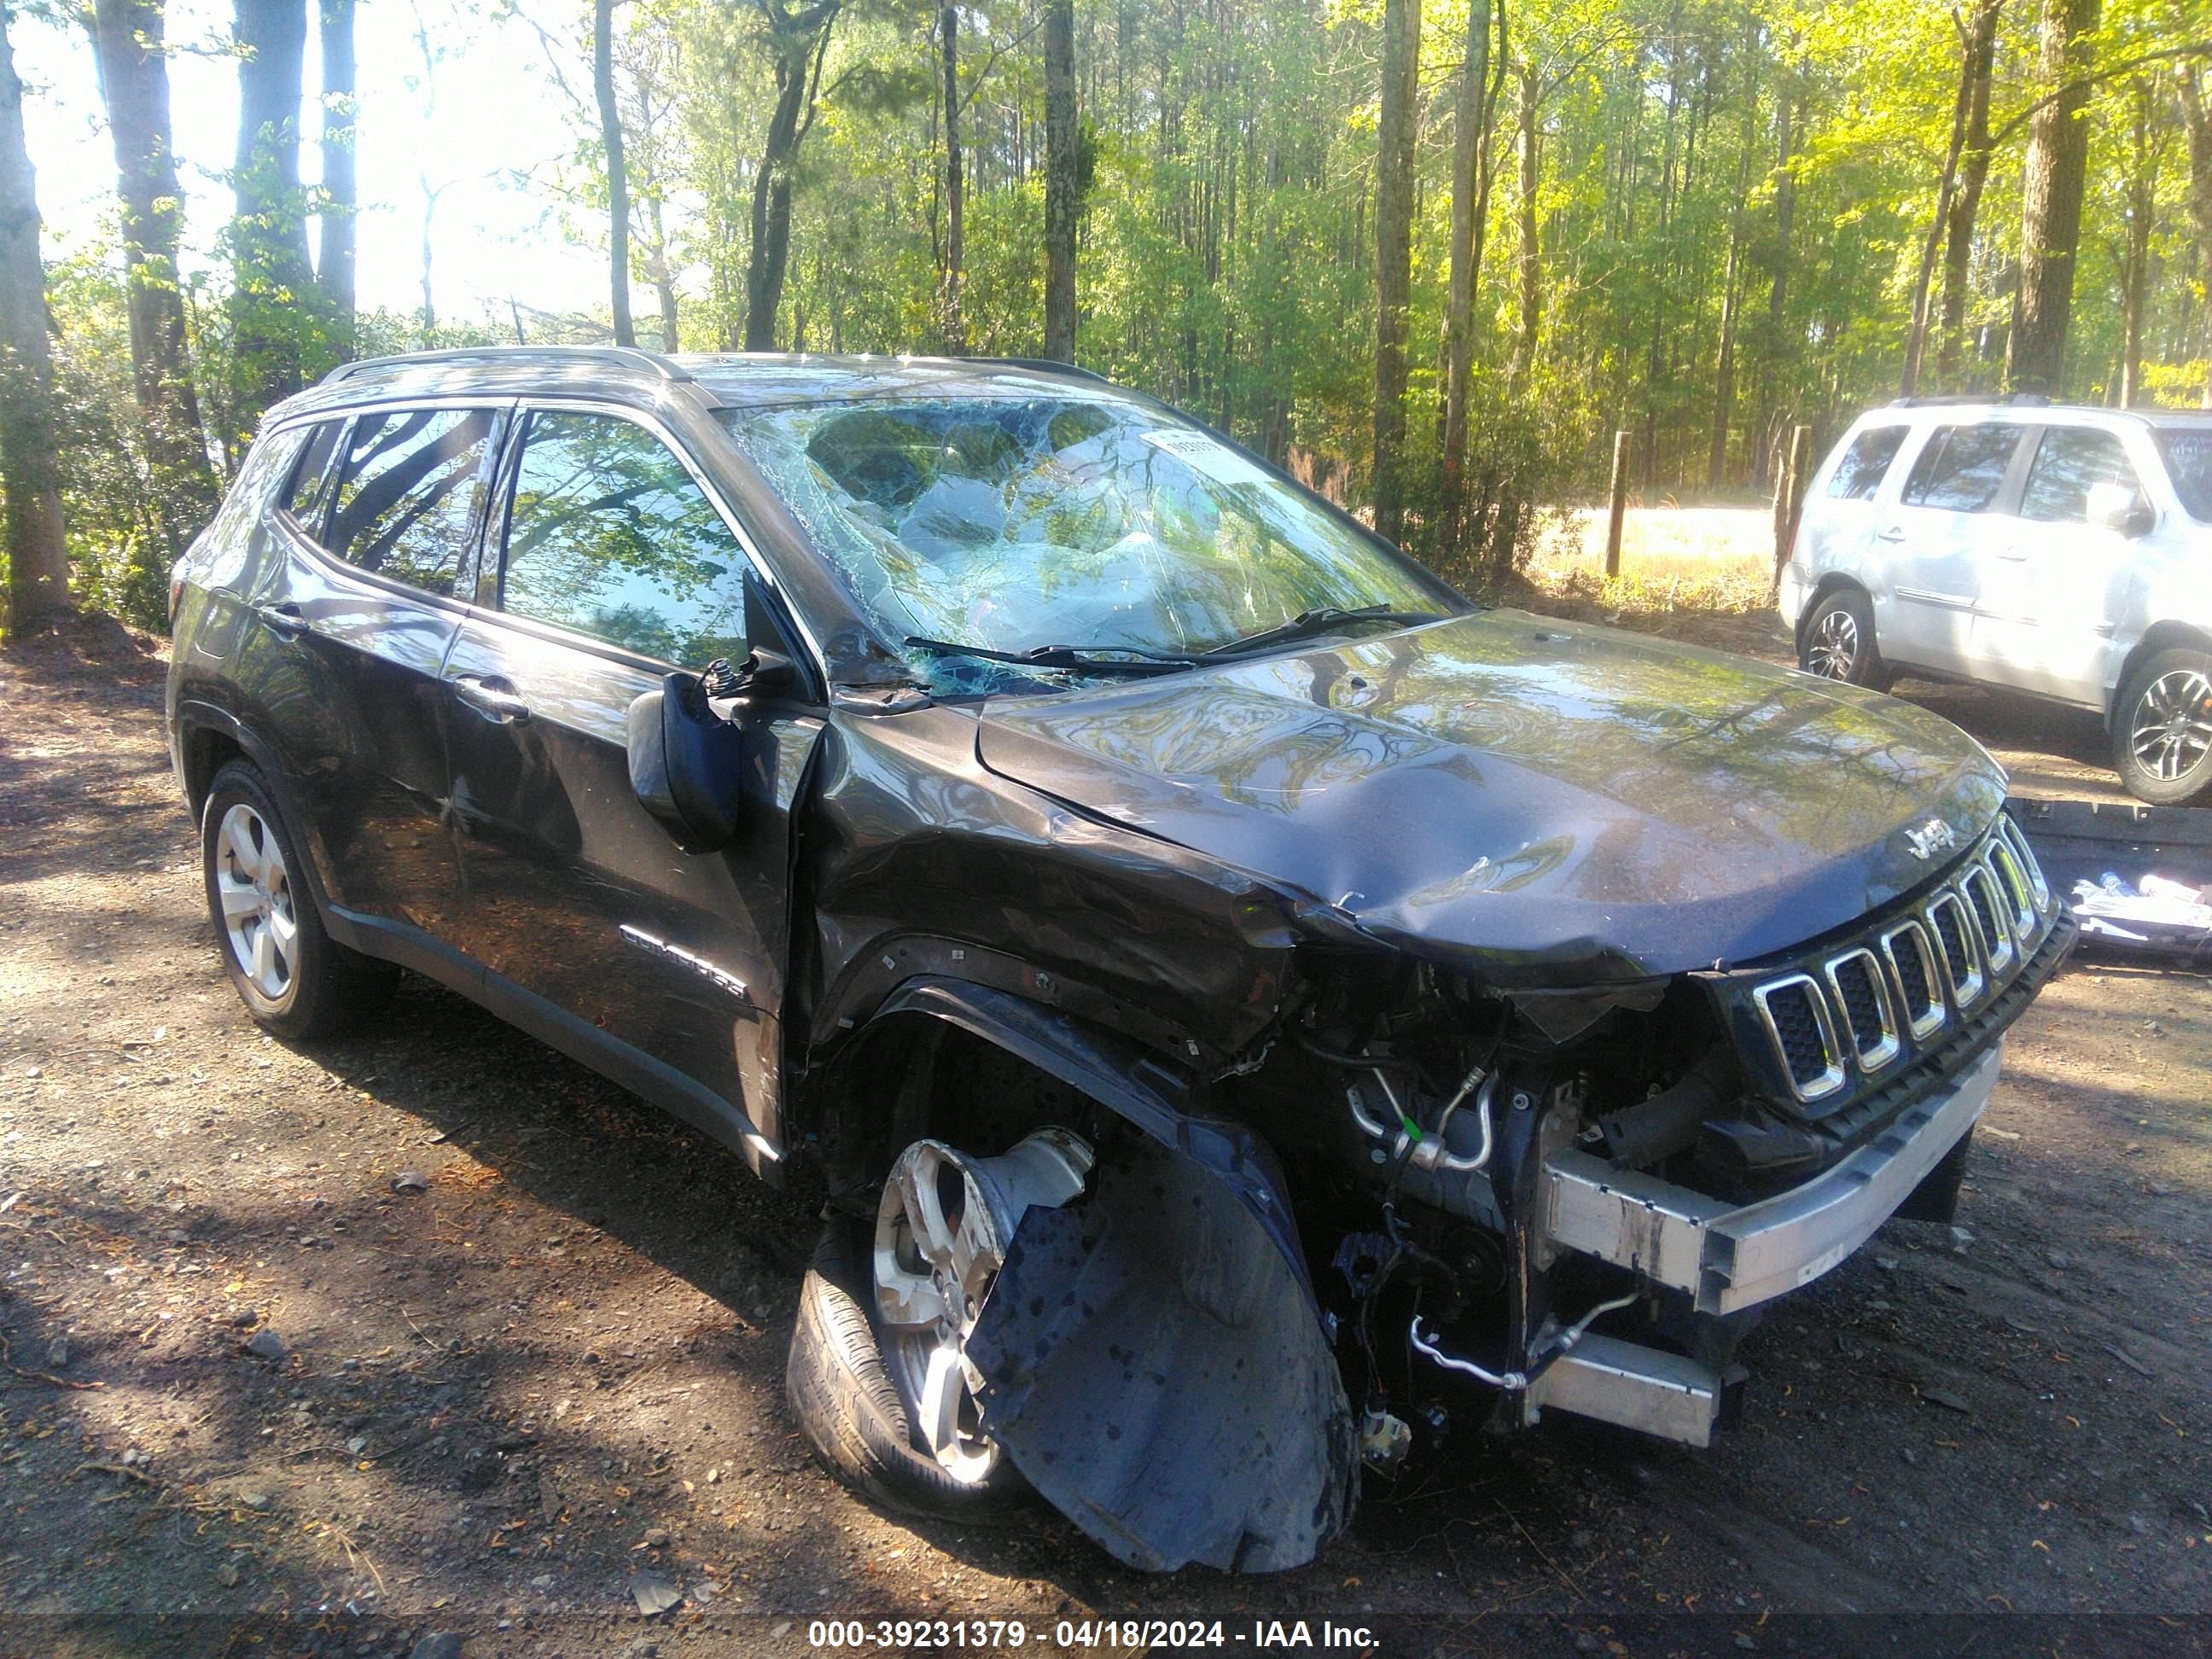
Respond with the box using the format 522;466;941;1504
1797;588;1895;691
2112;648;2212;806
200;760;398;1039
783;1214;1024;1520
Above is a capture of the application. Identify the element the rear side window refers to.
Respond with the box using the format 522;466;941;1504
498;410;748;666
1826;427;1907;501
282;422;343;524
2154;428;2212;521
1900;424;2022;512
323;408;500;597
2020;428;2145;522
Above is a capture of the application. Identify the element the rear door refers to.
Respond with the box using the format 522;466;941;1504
239;404;506;936
1970;424;2149;706
1875;421;2030;673
439;404;824;1167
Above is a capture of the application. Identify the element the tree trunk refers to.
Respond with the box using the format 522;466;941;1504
1936;0;2002;389
86;0;217;543
1508;59;1538;392
1369;0;1418;545
1900;9;1981;397
232;0;312;421
2006;0;2101;396
1709;212;1743;488
648;198;680;352
317;0;355;358
744;2;840;352
595;0;634;347
1439;0;1500;544
1042;0;1076;361
2119;77;2156;407
0;1;70;630
2180;66;2212;405
940;4;963;352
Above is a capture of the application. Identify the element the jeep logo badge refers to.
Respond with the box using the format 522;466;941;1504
1904;819;1957;861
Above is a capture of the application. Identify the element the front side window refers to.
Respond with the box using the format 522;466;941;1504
1899;423;2023;513
719;394;1453;695
1826;426;1907;501
324;408;499;597
2020;428;2146;523
498;410;748;666
2154;428;2212;522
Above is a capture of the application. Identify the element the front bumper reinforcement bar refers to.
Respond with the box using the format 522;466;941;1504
1541;1041;2001;1317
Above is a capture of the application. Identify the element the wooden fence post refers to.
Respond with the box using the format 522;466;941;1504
1604;430;1630;579
1772;423;1813;589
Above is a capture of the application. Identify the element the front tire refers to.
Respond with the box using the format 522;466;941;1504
200;760;397;1039
2113;648;2212;806
1797;588;1894;691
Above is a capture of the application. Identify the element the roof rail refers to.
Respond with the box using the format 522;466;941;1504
955;355;1111;385
1888;392;2050;408
320;344;696;389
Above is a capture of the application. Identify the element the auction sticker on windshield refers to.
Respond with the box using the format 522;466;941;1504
1141;427;1273;486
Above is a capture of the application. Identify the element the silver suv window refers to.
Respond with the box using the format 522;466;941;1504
1826;426;1906;501
2153;428;2212;522
1899;423;2021;513
2018;428;2145;522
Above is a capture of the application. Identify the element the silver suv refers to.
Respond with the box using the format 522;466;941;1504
1779;400;2212;804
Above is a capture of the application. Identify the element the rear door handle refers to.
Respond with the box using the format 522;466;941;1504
254;601;307;638
1874;527;1906;543
451;673;533;724
1994;549;2029;562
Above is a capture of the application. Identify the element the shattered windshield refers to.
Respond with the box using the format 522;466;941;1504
718;395;1454;694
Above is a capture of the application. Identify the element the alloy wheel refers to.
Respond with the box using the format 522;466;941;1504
872;1129;1092;1482
2128;668;2212;783
1805;607;1860;679
213;803;299;1004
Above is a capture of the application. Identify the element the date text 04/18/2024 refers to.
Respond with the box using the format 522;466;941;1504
806;1619;1380;1650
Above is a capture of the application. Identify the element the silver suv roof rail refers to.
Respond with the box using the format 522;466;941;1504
956;355;1111;385
1887;392;2050;409
320;345;696;388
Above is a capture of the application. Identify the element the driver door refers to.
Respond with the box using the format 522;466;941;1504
439;405;824;1167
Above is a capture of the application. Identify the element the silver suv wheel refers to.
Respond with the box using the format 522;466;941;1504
872;1129;1092;1483
2125;667;2212;783
213;802;300;1009
1804;607;1860;679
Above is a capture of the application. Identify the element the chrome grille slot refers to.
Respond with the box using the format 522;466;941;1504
1751;974;1846;1101
1925;889;1986;1007
1998;814;2050;910
1984;838;2037;938
1960;865;2015;974
1879;920;1947;1040
1824;948;1900;1072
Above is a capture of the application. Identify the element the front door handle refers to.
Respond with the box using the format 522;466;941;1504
451;673;533;725
254;601;307;639
1994;549;2029;562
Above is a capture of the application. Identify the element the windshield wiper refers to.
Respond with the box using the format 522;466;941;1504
902;637;1202;678
1201;604;1450;659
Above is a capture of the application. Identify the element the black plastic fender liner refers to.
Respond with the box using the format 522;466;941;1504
966;1137;1357;1573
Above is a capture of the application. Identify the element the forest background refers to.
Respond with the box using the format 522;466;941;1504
2;0;2209;635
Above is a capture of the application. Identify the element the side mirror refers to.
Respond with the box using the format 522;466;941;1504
626;672;744;853
2086;480;2153;538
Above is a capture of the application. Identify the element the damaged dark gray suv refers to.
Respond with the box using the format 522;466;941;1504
166;346;2075;1575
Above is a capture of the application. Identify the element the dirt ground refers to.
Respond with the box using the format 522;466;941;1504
0;614;2206;1659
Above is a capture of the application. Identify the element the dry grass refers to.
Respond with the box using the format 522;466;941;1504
1521;504;1777;615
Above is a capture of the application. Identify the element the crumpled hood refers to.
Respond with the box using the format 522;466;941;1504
975;609;2007;982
